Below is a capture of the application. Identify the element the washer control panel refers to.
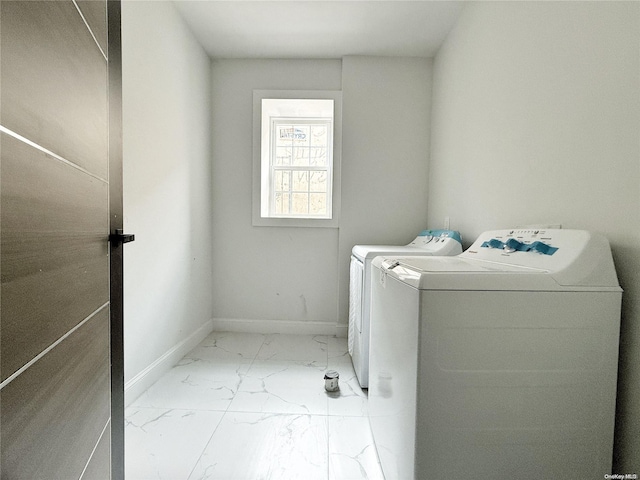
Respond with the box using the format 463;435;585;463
409;229;462;247
472;229;562;256
481;237;558;255
461;228;616;282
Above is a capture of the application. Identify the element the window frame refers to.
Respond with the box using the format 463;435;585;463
252;90;342;228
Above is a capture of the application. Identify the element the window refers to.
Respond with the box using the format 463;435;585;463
268;108;333;218
253;91;341;228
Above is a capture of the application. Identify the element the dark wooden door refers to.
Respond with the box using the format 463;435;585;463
0;1;123;478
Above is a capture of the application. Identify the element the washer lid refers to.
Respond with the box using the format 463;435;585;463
374;255;554;291
352;230;462;260
373;229;622;292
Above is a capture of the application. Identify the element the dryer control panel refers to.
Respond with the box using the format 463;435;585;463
409;229;462;247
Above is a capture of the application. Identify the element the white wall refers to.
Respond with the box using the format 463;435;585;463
122;1;213;399
428;1;640;471
211;59;342;333
338;56;432;324
211;57;432;332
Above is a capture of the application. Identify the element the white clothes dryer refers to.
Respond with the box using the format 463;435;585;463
369;229;622;480
349;229;462;388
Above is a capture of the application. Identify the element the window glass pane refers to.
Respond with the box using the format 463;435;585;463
309;147;326;166
293;125;310;144
292;171;309;192
309;171;327;192
283;171;291;191
275;147;291;166
275;192;290;214
274;192;283;214
293;146;309;166
292;193;309;214
310;193;327;215
310;125;328;147
292;125;310;166
276;125;295;147
282;193;290;213
274;170;291;192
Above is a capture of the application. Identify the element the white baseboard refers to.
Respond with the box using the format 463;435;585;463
212;318;347;337
124;319;214;406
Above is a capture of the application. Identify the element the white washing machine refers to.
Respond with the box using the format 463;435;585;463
369;229;622;480
349;229;462;388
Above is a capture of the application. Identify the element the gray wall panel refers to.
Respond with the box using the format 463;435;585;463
0;0;108;179
0;134;109;381
0;307;111;479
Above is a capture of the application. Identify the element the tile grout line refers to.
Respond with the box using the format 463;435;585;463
127;332;373;479
185;332;270;479
326;335;331;479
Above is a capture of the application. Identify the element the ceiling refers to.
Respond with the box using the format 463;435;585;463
172;1;464;59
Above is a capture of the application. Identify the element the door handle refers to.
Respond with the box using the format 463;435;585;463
109;229;135;245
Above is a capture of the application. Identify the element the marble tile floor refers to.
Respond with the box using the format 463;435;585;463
125;332;384;480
